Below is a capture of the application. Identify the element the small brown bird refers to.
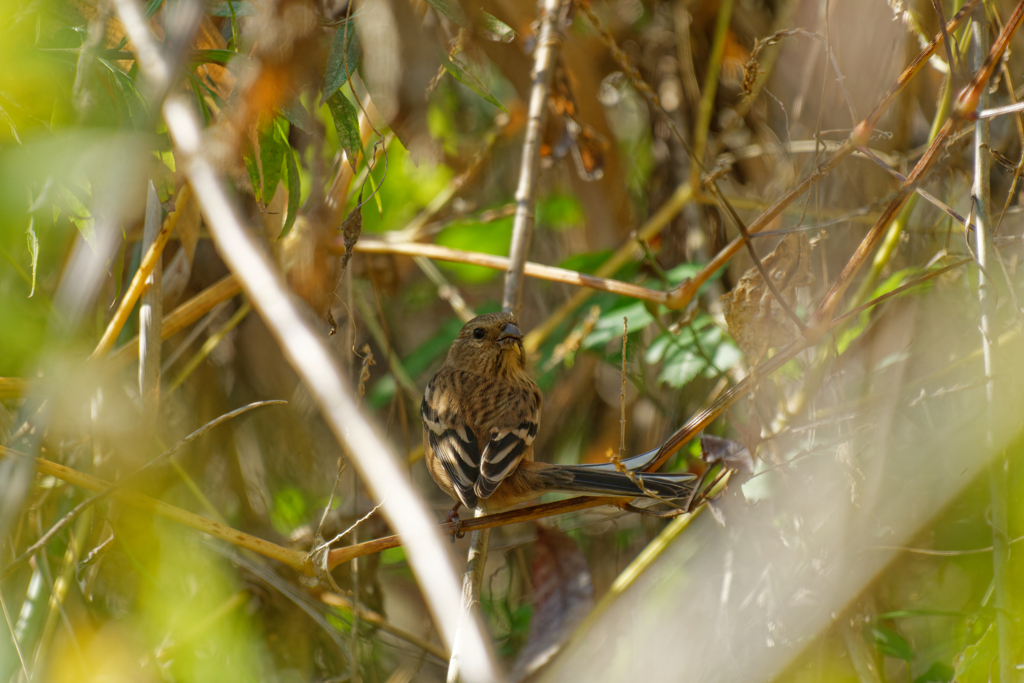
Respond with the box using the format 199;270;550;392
421;312;695;514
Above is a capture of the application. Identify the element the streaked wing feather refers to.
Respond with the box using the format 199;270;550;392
422;397;481;508
475;420;537;499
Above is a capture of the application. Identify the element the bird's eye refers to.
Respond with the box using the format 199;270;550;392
473;327;485;339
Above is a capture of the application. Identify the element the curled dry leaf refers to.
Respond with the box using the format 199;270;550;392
700;433;754;474
720;232;815;363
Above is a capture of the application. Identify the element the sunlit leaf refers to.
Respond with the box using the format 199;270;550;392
326;91;361;169
954;623;997;683
439;53;508;112
276;119;300;240
478;12;515;43
321;21;361;103
914;662;954;683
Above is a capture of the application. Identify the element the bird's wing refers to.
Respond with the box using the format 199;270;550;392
475;390;541;500
421;381;481;508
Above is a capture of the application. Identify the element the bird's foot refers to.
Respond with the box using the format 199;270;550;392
444;504;465;542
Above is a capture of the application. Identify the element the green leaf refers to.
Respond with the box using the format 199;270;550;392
381;547;406;564
913;662;954;683
954;624;998;683
25;217;38;297
280;99;314;133
187;74;212;126
258;118;285;204
276;120;300;240
321;21;361;103
439;53;508;112
226;0;240;51
241;139;263;203
435;218;513;282
207;0;257;16
583;300;655;349
478;12;515;43
424;0;468;26
144;0;164;18
326;91;361;169
270;486;307;534
537;193;584;231
559;249;612;275
56;183;96;250
867;624;914;661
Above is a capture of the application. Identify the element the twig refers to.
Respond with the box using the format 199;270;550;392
503;0;566;314
349;239;679;305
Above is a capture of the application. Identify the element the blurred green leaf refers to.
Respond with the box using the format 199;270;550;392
326;91;361;169
424;0;468;25
381;547;407;564
277;120;300;240
188;74;212;126
435;216;512;282
322;21;361;103
838;267;923;354
440;53;507;112
914;662;955;683
538;193;584;231
241;139;262;203
227;0;240;50
258;117;285;204
270;486;308;534
207;0;257;16
144;0;165;18
583;300;653;349
281;98;314;133
55;182;96;249
558;250;612;275
478;12;516;43
868;624;914;661
423;0;514;43
954;623;997;683
190;49;241;66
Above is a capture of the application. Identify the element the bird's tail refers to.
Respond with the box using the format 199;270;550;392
521;460;695;501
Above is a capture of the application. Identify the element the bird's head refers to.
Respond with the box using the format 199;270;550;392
447;312;526;376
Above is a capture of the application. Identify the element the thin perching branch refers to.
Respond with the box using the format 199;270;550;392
455;0;569;680
502;0;567;313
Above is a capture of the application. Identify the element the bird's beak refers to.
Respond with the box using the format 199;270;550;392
498;322;522;342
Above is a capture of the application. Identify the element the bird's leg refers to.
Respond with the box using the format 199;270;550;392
444;502;464;542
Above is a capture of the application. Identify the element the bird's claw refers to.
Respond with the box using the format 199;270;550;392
444;505;465;542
